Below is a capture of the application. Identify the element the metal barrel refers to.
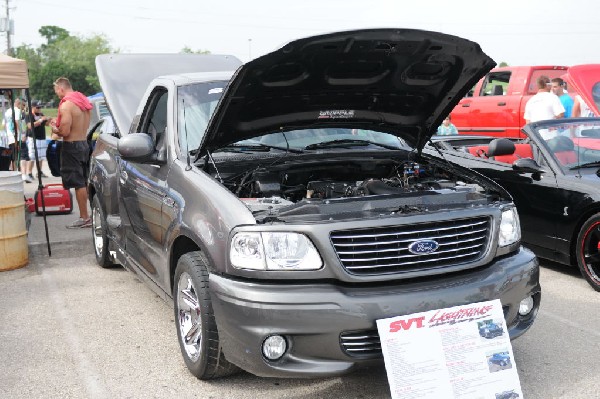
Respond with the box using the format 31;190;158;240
0;171;28;271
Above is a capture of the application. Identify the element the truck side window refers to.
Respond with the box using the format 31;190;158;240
141;88;168;152
528;70;568;95
480;72;510;96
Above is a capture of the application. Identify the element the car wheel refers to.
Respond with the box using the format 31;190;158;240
576;214;600;291
91;196;115;268
173;251;239;379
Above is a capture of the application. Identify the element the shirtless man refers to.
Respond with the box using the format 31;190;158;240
51;77;93;228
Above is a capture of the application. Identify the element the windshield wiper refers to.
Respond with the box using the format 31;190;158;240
569;161;600;170
218;143;303;154
304;139;399;150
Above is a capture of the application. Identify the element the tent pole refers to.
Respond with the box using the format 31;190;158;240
25;90;51;257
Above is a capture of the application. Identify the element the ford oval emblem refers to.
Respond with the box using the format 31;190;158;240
408;240;439;255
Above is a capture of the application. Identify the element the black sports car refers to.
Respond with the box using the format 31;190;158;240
429;118;600;291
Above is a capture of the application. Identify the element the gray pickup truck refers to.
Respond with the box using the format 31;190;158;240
89;29;541;380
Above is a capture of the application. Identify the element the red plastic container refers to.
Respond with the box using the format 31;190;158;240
25;197;35;213
34;184;73;215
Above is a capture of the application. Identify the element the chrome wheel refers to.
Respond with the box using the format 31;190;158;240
92;205;103;258
91;196;113;268
177;271;202;362
173;252;238;378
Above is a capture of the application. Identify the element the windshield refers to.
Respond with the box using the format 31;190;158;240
177;81;227;152
177;81;409;154
230;128;407;152
594;82;600;112
533;119;600;169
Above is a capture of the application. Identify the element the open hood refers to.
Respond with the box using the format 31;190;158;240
201;28;495;154
96;53;242;135
563;64;600;116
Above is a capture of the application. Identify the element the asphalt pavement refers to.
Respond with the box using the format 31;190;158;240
1;167;599;398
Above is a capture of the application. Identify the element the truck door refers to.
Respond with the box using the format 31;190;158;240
467;71;514;137
119;87;171;282
451;86;475;132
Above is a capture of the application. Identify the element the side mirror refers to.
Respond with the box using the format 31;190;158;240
512;157;545;174
118;133;161;163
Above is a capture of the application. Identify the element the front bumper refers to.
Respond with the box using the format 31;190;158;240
209;247;540;378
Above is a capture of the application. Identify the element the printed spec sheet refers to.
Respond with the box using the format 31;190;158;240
376;299;523;399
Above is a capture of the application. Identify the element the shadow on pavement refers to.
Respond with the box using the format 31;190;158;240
21;162;93;261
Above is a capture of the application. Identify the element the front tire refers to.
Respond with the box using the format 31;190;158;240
576;214;600;291
91;196;115;268
173;252;238;379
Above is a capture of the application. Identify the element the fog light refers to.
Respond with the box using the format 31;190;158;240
262;335;287;360
518;296;534;316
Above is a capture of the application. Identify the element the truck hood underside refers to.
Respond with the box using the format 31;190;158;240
201;28;496;154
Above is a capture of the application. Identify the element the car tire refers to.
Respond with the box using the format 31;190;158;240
91;196;115;268
173;251;239;379
576;214;600;291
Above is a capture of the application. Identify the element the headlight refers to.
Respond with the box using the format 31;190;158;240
499;207;521;247
230;232;323;271
230;232;265;270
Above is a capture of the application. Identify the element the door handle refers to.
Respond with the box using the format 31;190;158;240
497;102;506;106
461;103;470;107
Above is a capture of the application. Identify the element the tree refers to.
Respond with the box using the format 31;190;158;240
498;61;509;67
38;26;69;46
180;46;211;54
12;26;118;102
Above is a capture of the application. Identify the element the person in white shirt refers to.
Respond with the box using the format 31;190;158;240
524;75;565;140
2;98;22;144
1;98;23;172
573;94;594;117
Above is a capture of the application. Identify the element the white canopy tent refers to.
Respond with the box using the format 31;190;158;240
0;54;29;88
0;53;51;255
0;54;29;150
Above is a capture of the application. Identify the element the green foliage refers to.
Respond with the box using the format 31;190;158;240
38;26;69;45
180;46;211;54
12;25;118;102
498;61;509;67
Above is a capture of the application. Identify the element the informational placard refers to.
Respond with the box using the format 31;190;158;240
376;299;523;399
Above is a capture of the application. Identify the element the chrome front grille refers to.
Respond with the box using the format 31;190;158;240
340;304;508;359
340;330;382;359
330;216;491;275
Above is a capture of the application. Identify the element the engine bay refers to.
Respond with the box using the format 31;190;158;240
209;153;500;222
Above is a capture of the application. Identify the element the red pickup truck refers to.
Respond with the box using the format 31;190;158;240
450;65;568;137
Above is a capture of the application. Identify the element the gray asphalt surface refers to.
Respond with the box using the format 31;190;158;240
1;168;599;398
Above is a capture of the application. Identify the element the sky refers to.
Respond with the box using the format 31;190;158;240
6;0;600;67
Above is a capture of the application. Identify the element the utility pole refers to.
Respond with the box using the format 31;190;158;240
4;0;11;55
